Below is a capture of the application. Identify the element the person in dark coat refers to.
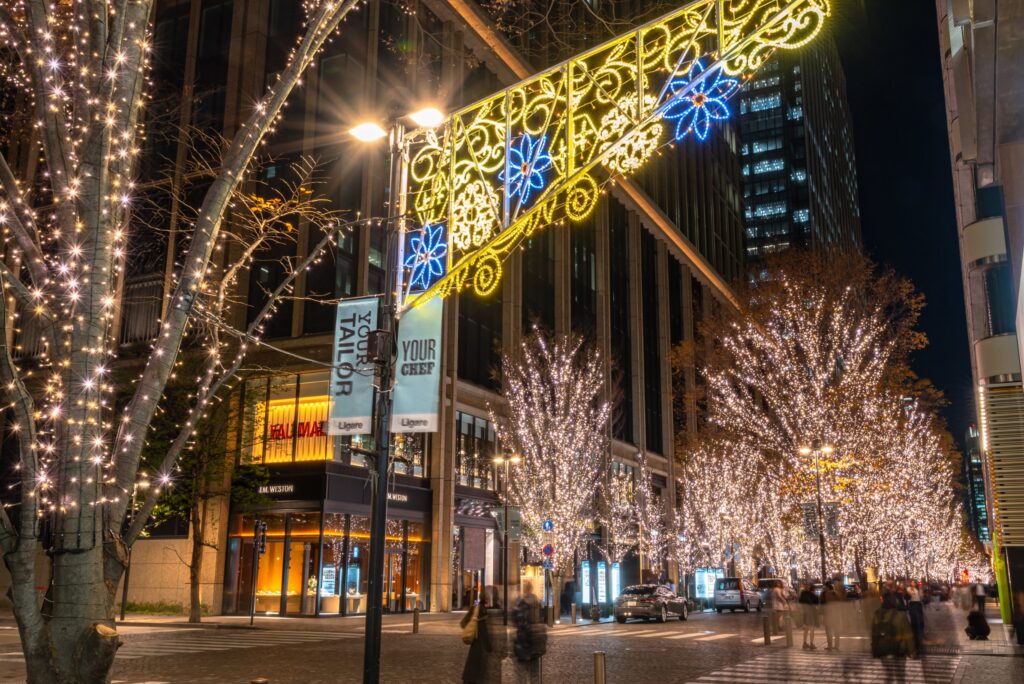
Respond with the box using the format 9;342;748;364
513;581;546;684
965;609;991;641
798;582;820;650
462;587;507;684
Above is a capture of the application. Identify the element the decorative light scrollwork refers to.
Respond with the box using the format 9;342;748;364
405;0;831;307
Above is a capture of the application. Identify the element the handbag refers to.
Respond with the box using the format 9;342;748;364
461;604;479;645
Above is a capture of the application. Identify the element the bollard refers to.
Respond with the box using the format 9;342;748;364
547;602;555;627
784;613;794;648
762;615;771;646
593;651;606;684
572;603;577;624
251;679;269;684
413;606;420;634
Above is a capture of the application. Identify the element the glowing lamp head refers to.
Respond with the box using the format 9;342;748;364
798;447;812;456
350;122;388;142
409;107;446;129
821;445;834;455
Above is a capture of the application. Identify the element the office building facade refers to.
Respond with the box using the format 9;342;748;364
935;0;1024;611
964;426;992;544
738;33;861;259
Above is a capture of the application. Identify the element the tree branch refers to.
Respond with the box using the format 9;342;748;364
111;0;362;525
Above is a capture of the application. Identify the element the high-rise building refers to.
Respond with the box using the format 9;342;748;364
738;34;862;259
0;0;749;615
964;426;992;544
934;0;1024;614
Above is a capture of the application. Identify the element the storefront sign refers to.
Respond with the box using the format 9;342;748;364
328;297;378;435
321;565;337;596
258;484;296;495
391;297;443;433
597;562;608;603
386;491;409;503
610;562;621;603
581;561;591;606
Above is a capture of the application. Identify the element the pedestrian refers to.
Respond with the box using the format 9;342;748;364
799;582;820;650
872;591;915;658
1012;590;1024;646
907;582;925;656
769;581;790;634
965;609;991;641
513;581;547;684
821;581;843;652
461;586;507;684
974;581;987;613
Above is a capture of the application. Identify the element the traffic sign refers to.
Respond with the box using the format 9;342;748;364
542;544;554;557
543;559;553;570
542;519;554;532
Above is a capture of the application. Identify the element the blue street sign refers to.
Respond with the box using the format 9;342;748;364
543;559;553;570
542;520;554;532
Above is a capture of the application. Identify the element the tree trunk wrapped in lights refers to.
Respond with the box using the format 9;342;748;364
490;332;609;606
0;2;364;680
674;250;980;583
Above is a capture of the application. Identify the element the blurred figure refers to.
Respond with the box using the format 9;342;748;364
821;582;843;652
965;609;991;641
1013;590;1024;646
768;581;790;635
799;582;820;650
872;590;915;658
461;586;507;684
513;582;546;684
907;582;924;656
974;581;987;612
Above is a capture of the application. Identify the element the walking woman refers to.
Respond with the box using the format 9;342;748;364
799;582;821;650
461;587;507;684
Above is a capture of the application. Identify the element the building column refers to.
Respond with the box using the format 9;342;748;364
627;213;646;452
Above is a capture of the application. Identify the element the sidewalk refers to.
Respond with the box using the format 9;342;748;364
953;603;1023;657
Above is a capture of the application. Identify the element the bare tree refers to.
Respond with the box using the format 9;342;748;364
596;470;636;566
0;1;363;680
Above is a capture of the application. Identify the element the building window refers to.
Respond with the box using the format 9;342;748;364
240;372;427;474
456;412;498;490
609;204;634;443
458;286;502;391
793;208;810;224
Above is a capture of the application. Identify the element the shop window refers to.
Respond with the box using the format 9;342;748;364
456;412;498;490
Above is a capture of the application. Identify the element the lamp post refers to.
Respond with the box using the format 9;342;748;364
494;454;521;625
350;107;445;684
799;440;834;583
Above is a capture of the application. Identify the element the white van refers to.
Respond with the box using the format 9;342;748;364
714;577;762;613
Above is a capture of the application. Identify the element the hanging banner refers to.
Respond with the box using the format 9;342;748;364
328;297;379;436
391;297;443;433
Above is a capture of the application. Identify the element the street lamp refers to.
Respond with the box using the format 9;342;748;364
494;454;522;625
799;440;834;584
349;106;446;684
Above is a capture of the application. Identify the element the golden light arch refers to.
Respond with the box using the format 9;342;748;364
403;0;831;307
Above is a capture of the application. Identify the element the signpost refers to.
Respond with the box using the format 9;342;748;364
249;519;268;626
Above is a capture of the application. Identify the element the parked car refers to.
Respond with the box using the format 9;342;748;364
844;582;863;600
614;585;688;623
714;577;762;613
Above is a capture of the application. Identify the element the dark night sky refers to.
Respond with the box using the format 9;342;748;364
833;0;975;444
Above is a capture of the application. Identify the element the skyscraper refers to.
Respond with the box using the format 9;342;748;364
739;34;862;259
935;0;1024;616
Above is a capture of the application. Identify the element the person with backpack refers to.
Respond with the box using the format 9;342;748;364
461;586;507;684
512;581;547;684
798;582;820;650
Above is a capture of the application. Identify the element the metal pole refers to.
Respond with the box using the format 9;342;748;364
363;122;406;684
503;459;510;625
813;447;827;583
250;520;262;627
594;651;606;684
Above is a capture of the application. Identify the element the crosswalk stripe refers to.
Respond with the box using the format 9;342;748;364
635;632;676;638
694;633;736;642
689;653;960;684
666;632;713;640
